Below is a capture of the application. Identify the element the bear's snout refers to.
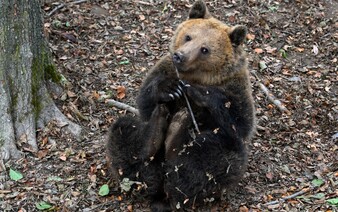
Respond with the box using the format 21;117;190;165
173;52;185;64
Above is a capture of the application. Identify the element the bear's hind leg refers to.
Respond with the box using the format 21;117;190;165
165;108;191;160
141;104;170;160
106;116;144;178
106;104;170;199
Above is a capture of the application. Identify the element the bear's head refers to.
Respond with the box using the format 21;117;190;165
170;0;248;85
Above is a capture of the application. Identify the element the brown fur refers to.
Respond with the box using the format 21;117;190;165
106;1;255;211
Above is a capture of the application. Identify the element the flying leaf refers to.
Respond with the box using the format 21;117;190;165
9;168;23;181
36;201;52;210
99;184;110;196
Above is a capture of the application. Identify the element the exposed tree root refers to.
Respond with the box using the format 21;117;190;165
38;86;82;141
0;82;23;161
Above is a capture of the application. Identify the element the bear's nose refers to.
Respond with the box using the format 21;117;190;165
173;52;185;64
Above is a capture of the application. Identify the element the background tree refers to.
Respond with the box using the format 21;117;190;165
0;0;81;161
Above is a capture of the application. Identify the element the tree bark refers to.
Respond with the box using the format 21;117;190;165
0;0;82;161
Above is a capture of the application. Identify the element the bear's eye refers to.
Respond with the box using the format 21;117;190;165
201;47;209;54
185;35;192;42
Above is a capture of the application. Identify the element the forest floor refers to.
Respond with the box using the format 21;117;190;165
2;0;337;211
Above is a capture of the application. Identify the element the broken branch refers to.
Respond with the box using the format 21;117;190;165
264;187;310;206
47;0;88;17
252;70;291;115
106;99;139;116
259;82;291;115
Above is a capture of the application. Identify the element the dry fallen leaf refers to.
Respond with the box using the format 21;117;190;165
116;85;126;99
59;154;67;161
139;14;145;21
266;172;274;180
92;91;100;100
67;90;76;98
37;149;48;159
254;48;264;54
239;206;249;212
246;33;255;40
295;47;305;52
312;44;319;55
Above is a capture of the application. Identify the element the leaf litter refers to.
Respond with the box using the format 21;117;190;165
1;0;337;211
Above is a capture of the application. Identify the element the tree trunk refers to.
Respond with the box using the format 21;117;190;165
0;0;82;161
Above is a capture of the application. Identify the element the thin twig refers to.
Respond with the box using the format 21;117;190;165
135;1;152;6
174;68;201;134
264;187;310;206
106;99;139;116
258;83;291;115
47;0;88;17
252;70;291;115
47;3;65;17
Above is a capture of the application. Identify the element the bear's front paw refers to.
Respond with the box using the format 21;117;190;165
156;80;184;103
184;85;210;107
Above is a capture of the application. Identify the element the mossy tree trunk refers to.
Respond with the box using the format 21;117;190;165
0;0;81;161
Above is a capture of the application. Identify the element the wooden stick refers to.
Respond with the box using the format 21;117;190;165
252;70;291;115
258;82;291;115
174;68;201;134
135;1;152;6
47;0;88;17
106;99;139;116
264;187;310;206
47;3;65;17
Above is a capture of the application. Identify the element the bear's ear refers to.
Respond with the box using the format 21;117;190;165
229;25;247;46
188;1;211;19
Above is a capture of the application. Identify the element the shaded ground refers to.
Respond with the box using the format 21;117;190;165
1;0;337;211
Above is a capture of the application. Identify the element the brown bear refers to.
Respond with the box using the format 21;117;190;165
106;1;255;211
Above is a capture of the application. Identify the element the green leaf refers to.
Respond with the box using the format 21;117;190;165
269;6;278;12
119;60;129;65
120;178;133;192
259;61;267;70
52;20;62;28
279;49;287;58
99;184;110;196
311;178;324;187
120;178;142;192
327;198;338;206
311;193;325;199
65;21;70;27
36;201;52;210
9;168;23;181
162;3;168;13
